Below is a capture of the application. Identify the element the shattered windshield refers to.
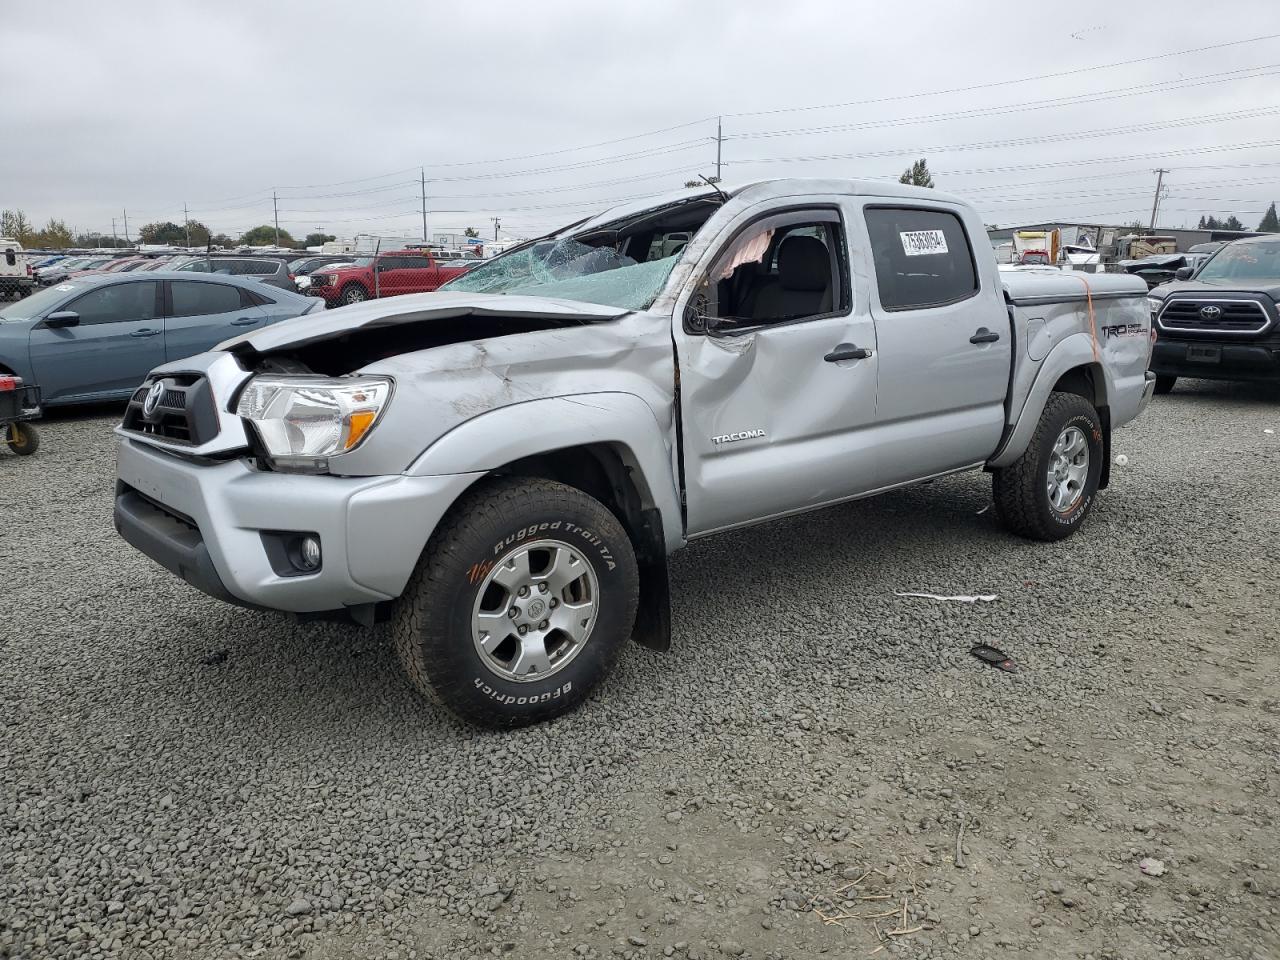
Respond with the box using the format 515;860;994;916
443;238;681;310
442;196;723;310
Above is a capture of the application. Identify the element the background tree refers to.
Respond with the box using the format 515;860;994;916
683;179;703;188
303;232;336;247
898;159;935;188
1257;202;1279;233
1223;215;1245;232
137;220;212;246
210;233;236;249
1;210;34;243
464;227;480;239
239;225;296;247
32;219;74;249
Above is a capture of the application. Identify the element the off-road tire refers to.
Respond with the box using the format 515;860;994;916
993;391;1103;542
1153;375;1177;395
5;422;39;455
340;283;367;306
391;477;639;728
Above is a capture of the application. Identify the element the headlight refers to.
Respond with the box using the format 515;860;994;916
1147;297;1162;315
316;273;335;287
236;376;392;465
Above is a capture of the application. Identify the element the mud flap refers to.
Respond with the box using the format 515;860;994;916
631;508;672;651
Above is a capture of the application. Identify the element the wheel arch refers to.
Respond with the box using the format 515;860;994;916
989;333;1112;473
408;393;684;650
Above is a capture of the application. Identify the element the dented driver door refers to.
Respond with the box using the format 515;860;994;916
673;202;881;537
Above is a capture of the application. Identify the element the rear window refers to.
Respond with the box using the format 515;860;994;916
169;281;243;317
864;207;978;311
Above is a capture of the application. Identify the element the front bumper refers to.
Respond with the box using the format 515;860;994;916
114;437;481;613
1152;338;1280;383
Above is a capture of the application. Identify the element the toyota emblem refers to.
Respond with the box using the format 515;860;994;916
1199;305;1223;321
142;380;167;420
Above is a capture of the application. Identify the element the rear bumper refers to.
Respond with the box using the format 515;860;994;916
1152;338;1280;382
114;437;481;613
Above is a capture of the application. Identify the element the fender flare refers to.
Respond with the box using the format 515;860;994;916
408;391;684;554
988;332;1112;469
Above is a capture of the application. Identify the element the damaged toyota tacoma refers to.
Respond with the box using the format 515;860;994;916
113;179;1155;727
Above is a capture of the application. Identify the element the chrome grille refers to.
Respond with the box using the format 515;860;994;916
1157;298;1271;335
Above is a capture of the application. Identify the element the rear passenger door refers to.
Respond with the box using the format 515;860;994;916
862;205;1012;485
162;280;265;362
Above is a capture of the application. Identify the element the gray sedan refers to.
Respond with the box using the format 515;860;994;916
0;272;323;406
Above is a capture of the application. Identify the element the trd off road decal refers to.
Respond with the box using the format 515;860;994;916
1100;322;1145;339
900;230;948;256
491;521;616;571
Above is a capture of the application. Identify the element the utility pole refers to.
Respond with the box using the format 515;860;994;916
420;167;429;242
715;116;723;183
490;217;501;241
1149;168;1169;229
122;209;129;244
272;191;280;247
183;202;190;247
111;218;118;248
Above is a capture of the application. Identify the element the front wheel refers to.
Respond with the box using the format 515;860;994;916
1153;375;1177;395
340;284;368;305
391;477;639;728
5;422;39;455
993;391;1103;542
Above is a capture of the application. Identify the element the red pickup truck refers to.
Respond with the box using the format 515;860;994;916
310;251;470;307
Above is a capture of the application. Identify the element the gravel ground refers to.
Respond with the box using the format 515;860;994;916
2;380;1278;960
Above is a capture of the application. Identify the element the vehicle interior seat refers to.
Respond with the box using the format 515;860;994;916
750;234;832;321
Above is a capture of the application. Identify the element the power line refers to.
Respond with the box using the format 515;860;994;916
727;64;1280;142
730;106;1280;166
723;32;1280;120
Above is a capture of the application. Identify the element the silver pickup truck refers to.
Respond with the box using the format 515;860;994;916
113;179;1155;727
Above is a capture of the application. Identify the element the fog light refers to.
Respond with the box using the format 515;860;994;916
299;536;322;570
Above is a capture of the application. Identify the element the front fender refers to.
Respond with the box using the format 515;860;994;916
409;392;684;554
989;332;1111;469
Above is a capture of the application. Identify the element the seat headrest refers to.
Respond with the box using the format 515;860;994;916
777;235;831;292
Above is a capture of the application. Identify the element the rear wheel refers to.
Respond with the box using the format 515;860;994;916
1154;375;1177;395
340;284;368;305
5;422;39;456
391;477;639;728
993;391;1103;541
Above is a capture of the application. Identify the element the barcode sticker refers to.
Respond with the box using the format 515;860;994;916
900;230;949;257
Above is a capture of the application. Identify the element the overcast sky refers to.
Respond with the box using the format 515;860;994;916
3;0;1278;243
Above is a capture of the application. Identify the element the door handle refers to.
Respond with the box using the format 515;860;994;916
130;328;160;338
230;317;259;326
824;343;873;362
970;327;1001;344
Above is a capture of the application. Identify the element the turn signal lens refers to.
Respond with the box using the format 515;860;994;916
344;409;377;450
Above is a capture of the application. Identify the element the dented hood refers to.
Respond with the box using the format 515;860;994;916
218;291;630;353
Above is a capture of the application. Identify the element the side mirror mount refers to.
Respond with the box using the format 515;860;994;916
45;311;80;328
1174;266;1194;280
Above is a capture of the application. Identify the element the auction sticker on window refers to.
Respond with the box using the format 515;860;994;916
900;230;949;256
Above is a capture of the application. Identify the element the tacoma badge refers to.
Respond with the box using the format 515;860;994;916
711;429;766;445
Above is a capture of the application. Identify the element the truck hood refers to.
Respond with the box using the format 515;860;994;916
218;291;630;354
1148;279;1280;301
